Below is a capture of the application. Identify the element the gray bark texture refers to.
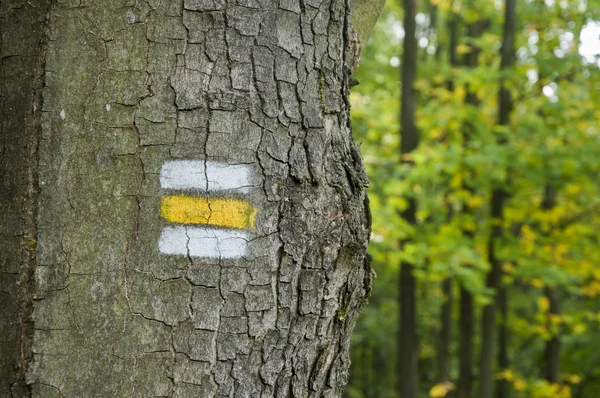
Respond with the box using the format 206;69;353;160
0;0;376;396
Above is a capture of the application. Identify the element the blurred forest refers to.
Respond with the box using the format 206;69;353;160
346;0;600;397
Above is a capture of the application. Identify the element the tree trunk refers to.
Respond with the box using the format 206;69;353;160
437;13;458;387
479;192;503;398
457;15;488;398
0;0;376;396
438;279;452;384
457;287;473;398
0;0;51;395
543;187;560;384
544;288;560;384
479;1;516;396
399;0;419;397
496;285;509;398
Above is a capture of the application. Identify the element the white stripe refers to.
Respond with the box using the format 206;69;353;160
158;226;249;258
160;160;253;193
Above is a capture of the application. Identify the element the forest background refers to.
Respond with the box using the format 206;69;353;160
345;0;600;397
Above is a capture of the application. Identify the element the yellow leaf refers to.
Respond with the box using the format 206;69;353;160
450;173;463;189
521;225;536;242
429;385;446;398
467;195;484;209
433;74;446;84
454;86;466;100
560;385;572;398
447;118;460;130
555;243;569;258
462;219;476;233
497;369;514;381
513;378;526;391
537;296;549;312
536;324;548;337
573;323;586;335
567;374;582;384
582;281;600;298
414;78;429;90
430;127;444;140
456;44;472;54
502;262;514;273
436;0;452;10
531;278;544;288
429;382;454;397
565;183;582;195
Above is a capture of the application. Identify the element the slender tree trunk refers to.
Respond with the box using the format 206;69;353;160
495;3;516;398
399;0;419;397
543;186;560;384
457;15;488;398
437;13;458;387
1;0;378;396
438;279;453;384
545;287;561;383
429;3;439;61
457;287;474;398
479;1;516;397
479;191;504;398
496;285;510;398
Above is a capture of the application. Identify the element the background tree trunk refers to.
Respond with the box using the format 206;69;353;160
457;14;488;398
0;0;377;396
479;0;516;396
544;285;560;384
438;279;452;385
496;285;509;398
543;185;560;385
437;13;458;387
399;0;419;396
457;287;473;398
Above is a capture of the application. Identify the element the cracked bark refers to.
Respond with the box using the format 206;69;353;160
1;0;378;396
0;0;51;395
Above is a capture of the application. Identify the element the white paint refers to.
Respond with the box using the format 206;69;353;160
159;226;249;258
160;160;253;193
60;109;66;120
158;160;255;259
106;103;111;111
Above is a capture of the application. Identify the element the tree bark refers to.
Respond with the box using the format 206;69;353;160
496;285;509;398
437;13;458;387
438;279;452;384
0;0;51;395
0;0;376;396
543;187;560;384
457;287;473;398
399;0;419;397
544;286;561;384
479;1;516;396
457;15;488;398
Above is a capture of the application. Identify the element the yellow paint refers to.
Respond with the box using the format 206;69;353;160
161;195;256;230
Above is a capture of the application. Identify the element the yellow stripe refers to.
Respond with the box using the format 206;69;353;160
161;195;256;230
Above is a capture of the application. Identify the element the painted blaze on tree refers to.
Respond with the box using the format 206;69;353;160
0;0;382;396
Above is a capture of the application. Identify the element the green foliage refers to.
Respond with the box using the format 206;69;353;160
347;0;600;397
